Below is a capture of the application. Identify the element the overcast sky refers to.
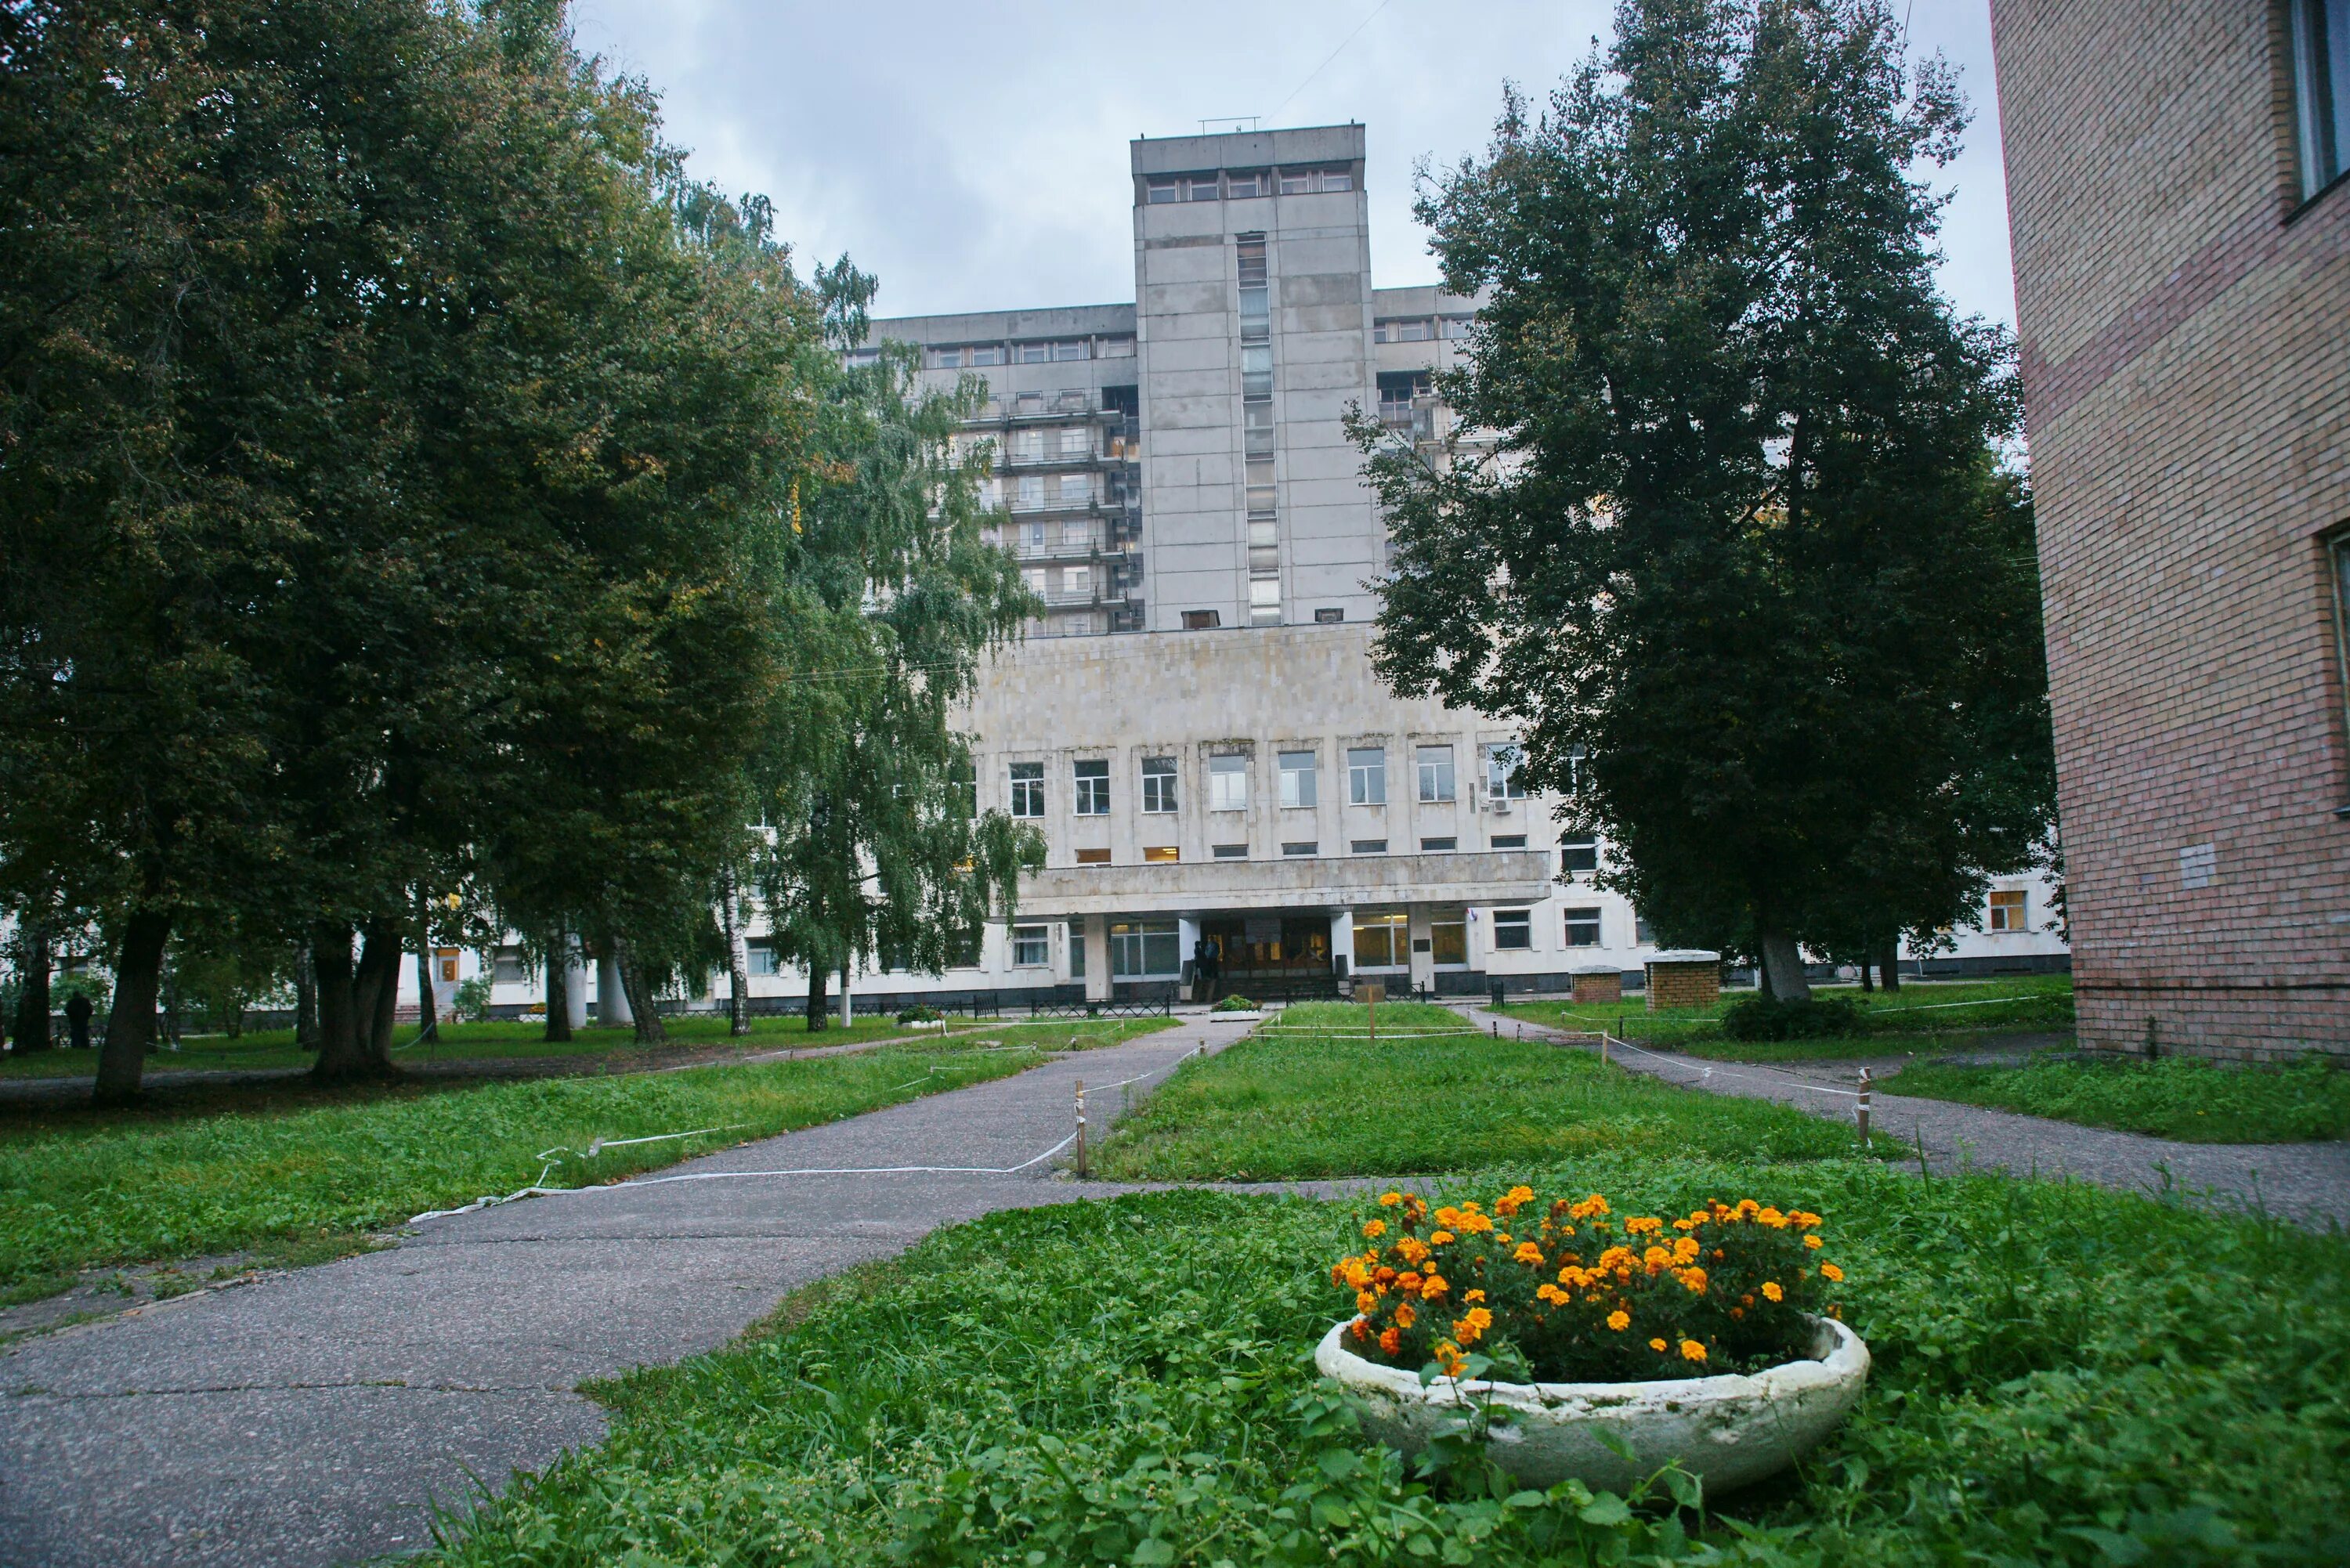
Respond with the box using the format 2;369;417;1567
569;1;2017;331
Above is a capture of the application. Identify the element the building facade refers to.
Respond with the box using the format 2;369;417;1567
431;121;2065;1021
1992;2;2348;1059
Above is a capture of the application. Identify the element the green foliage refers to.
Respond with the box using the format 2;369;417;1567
1358;0;2055;988
1096;1003;1867;1179
425;1175;2350;1566
1501;977;2076;1060
0;1039;1041;1295
1719;995;1866;1042
450;976;495;1024
1891;1053;2350;1143
1213;995;1260;1012
894;1005;943;1025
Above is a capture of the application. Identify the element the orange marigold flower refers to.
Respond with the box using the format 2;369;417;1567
1379;1326;1402;1355
1463;1288;1487;1304
1762;1281;1784;1302
1363;1219;1386;1238
1421;1274;1449;1299
1396;1237;1430;1264
1643;1245;1671;1268
1513;1242;1544;1266
1395;1302;1416;1329
1820;1263;1844;1283
1679;1266;1708;1293
1804;1234;1824;1249
1679;1339;1708;1363
1454;1306;1495;1345
1536;1284;1568;1306
1351;1317;1371;1340
1649;1338;1668;1353
1460;1212;1495;1234
1606;1310;1630;1331
1357;1290;1379;1313
1379;1191;1405;1207
1397;1271;1423;1292
1430;1230;1456;1246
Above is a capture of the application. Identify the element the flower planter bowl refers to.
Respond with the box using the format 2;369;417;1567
1314;1314;1868;1495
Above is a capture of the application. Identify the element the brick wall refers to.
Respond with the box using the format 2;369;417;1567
1993;1;2350;1060
1645;961;1719;1013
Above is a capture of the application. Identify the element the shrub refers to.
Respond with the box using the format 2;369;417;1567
1719;992;1865;1041
894;1005;942;1024
1213;994;1259;1012
450;975;494;1023
1334;1186;1839;1382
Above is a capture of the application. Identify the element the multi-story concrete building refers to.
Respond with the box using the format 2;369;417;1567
1992;2;2348;1059
428;122;2065;1022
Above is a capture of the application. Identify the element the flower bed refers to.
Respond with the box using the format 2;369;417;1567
1332;1186;1845;1382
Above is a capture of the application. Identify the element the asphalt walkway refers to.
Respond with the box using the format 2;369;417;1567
0;1017;1256;1568
1467;1006;2350;1229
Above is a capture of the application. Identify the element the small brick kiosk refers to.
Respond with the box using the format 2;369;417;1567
1570;964;1623;1005
1643;950;1722;1013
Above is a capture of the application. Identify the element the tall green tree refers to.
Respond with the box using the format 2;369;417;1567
750;274;1042;1029
1360;0;2054;998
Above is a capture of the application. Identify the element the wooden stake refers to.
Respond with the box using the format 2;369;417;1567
1367;988;1376;1045
1856;1067;1872;1144
1074;1078;1088;1179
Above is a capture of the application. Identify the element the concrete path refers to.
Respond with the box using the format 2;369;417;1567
0;1017;1254;1568
1469;1006;2350;1230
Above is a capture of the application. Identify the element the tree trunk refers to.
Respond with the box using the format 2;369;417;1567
12;927;53;1053
412;891;438;1043
313;922;403;1082
720;871;750;1038
1757;930;1812;1002
543;930;574;1042
805;965;829;1032
1856;958;1875;994
362;918;402;1064
295;945;320;1049
1877;939;1902;993
617;938;665;1045
94;908;172;1105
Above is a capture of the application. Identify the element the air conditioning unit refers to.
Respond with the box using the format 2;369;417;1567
1491;797;1513;815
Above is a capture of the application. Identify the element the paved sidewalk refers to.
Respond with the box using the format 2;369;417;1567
1467;1006;2350;1229
0;1017;1253;1568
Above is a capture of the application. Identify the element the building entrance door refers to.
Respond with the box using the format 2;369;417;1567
1200;915;1332;994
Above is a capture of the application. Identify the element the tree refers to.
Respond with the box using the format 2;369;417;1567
748;273;1042;1029
1359;0;2055;999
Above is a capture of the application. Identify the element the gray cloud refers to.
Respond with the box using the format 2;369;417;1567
570;1;2015;329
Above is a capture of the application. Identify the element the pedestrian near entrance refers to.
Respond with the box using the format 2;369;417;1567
63;990;92;1050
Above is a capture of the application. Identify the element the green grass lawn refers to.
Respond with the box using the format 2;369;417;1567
1891;1052;2350;1143
1095;1003;1869;1180
425;1173;2350;1567
1499;974;2077;1062
0;1011;982;1079
0;1035;1058;1304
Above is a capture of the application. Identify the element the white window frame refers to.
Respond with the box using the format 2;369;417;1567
1278;750;1318;808
1141;757;1178;814
1492;909;1532;951
1416;745;1456;804
1347;746;1386;805
1011;924;1050;967
1209;754;1249;811
1482;742;1527;800
1072;759;1111;816
1564;907;1603;948
1007;762;1045;819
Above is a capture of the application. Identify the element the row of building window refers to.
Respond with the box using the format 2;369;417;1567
918;338;1136;370
1144;167;1353;204
1372;316;1474;344
1005;746;1525;818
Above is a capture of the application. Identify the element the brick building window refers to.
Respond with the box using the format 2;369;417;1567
2291;0;2350;201
2333;528;2350;805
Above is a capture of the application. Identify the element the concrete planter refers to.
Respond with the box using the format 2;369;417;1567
1314;1315;1868;1495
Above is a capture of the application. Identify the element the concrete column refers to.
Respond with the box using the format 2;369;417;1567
839;965;853;1027
1083;914;1112;1003
595;952;632;1028
1329;909;1355;978
1408;905;1436;992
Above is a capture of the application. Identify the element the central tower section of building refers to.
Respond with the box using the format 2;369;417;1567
1131;125;1383;630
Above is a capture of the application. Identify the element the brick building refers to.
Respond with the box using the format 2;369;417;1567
1992;1;2350;1058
